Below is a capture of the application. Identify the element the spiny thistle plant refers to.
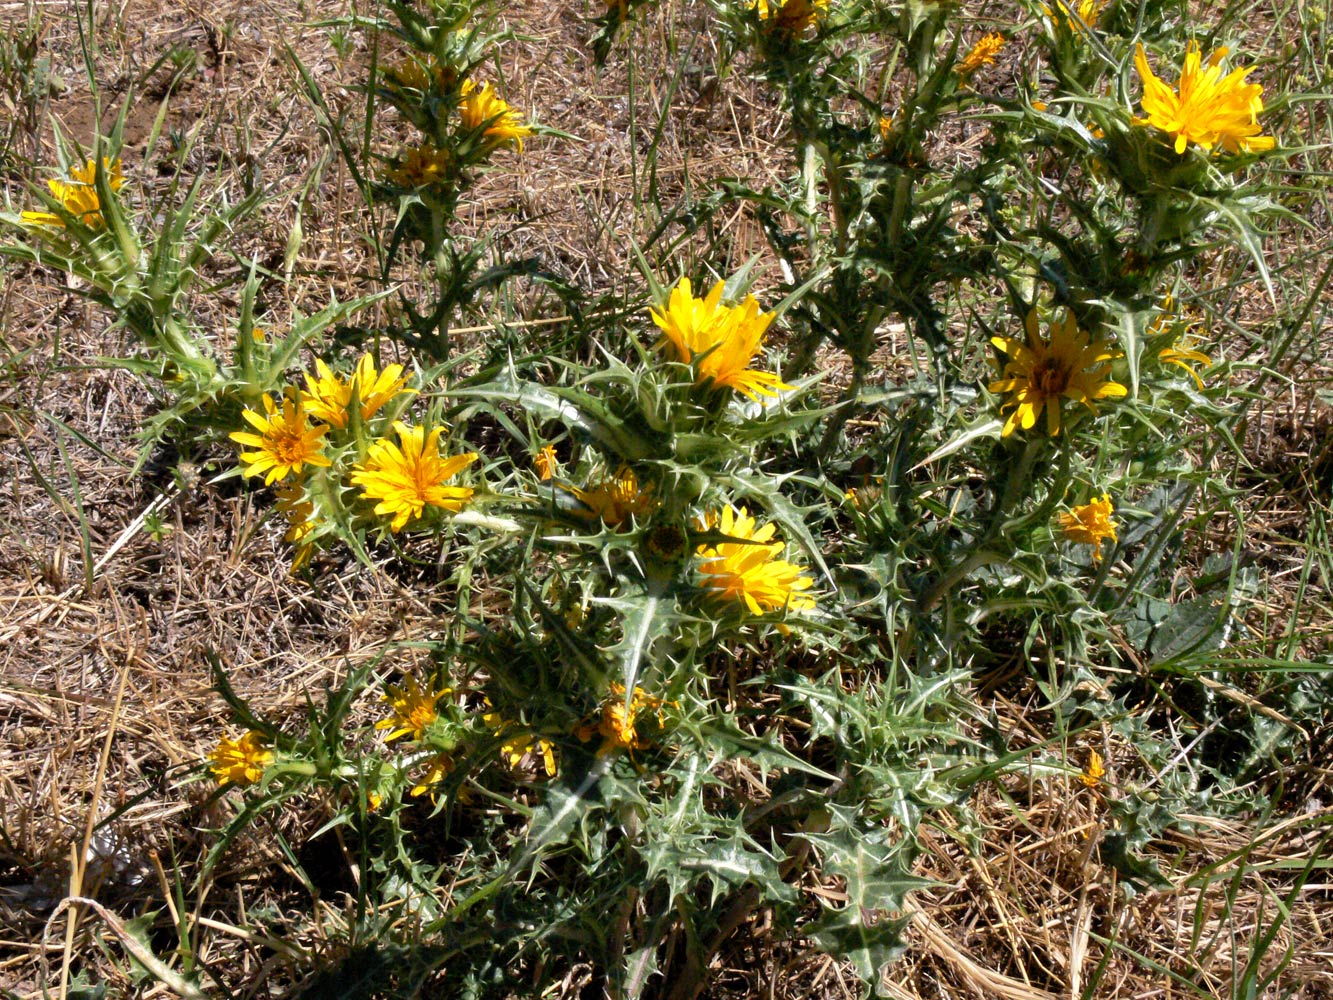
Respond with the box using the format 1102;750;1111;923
9;0;1329;994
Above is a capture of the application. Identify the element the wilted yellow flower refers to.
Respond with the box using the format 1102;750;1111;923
1151;295;1214;389
350;423;478;532
229;392;332;485
576;683;668;756
459;80;534;151
21;157;124;228
696;505;816;615
1043;0;1108;33
386;143;455;188
956;32;1006;78
301;354;415;429
208;730;274;787
989;310;1127;436
1058;494;1117;562
273;480;318;573
1081;748;1106;788
568;467;658;527
1159;339;1214;390
377;675;452;742
650;277;793;401
749;0;829;35
533;444;558;481
1134;42;1275;155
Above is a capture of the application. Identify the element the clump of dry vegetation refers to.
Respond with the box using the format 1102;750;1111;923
2;0;1332;997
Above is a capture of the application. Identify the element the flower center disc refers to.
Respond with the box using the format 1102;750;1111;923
1032;357;1071;397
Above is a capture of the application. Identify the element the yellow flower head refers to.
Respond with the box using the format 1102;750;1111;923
989;310;1127;437
386;143;455;188
696;505;816;616
409;752;455;800
459;80;534;151
568;467;658;527
1043;0;1107;33
1151;295;1214;390
650;278;793;401
208;730;274;787
1081;748;1106;788
1134;42;1275;155
956;32;1006;78
229;392;333;485
21;157;124;228
350;423;478;532
377;674;452;742
534;444;558;481
482;707;558;777
749;0;829;36
301;354;415;429
576;683;668;756
1058;494;1117;562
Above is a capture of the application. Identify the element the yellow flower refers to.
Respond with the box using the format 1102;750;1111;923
1058;494;1117;562
386;143;455;188
575;683;668;756
568;467;658;527
459;80;534;151
533;444;558;481
1134;42;1275;155
749;0;829;35
1043;0;1107;32
21;157;124;228
696;505;816;615
989;310;1127;436
350;423;478;532
208;731;274;787
229;392;332;485
377;674;452;742
274;480;318;573
301;354;415;429
482;707;557;777
955;32;1006;78
409;753;455;799
650;278;793;401
1081;748;1106;788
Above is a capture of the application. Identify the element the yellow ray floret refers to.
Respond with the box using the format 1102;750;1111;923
1058;494;1118;562
208;730;274;787
21;157;124;228
230;392;332;485
696;505;816;616
377;674;452;742
989;310;1127;437
1134;42;1274;155
301;353;415;429
650;277;793;401
459;80;534;151
351;422;478;531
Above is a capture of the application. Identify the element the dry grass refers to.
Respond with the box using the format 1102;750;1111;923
2;0;1331;996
